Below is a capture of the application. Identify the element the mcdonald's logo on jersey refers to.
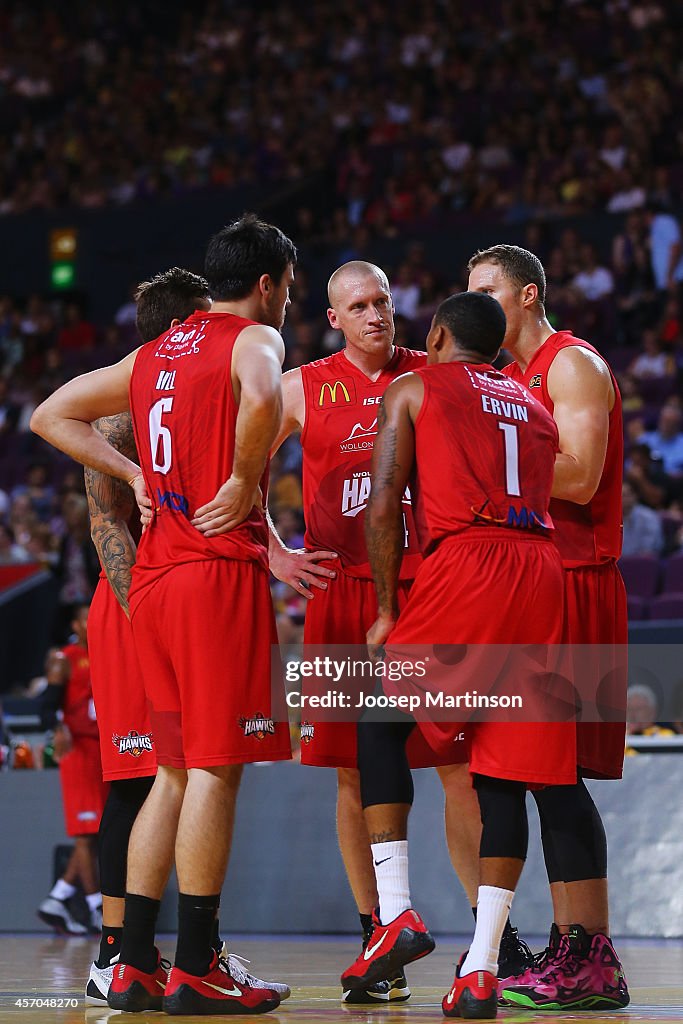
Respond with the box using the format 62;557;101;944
317;377;356;409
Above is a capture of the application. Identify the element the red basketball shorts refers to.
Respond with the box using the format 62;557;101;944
300;569;465;770
564;560;627;780
89;578;157;782
59;737;109;837
130;558;291;769
386;529;576;787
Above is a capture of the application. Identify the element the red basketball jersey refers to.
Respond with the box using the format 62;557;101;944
504;331;623;566
411;362;558;551
129;311;270;606
62;642;98;739
300;348;425;579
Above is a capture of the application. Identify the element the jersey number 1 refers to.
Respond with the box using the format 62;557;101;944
498;422;520;496
149;397;173;474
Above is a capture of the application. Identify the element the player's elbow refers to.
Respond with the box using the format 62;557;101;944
561;477;600;505
30;401;51;440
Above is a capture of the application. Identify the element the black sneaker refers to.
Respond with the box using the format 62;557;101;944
498;921;534;979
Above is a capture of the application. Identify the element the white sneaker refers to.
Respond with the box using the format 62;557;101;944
219;943;291;1000
85;955;119;1004
87;905;103;934
37;897;88;935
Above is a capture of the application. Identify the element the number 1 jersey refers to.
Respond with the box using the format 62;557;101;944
129;311;270;607
411;361;559;552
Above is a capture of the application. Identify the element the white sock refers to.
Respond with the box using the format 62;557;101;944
460;885;514;976
371;841;410;924
86;892;102;912
50;879;76;901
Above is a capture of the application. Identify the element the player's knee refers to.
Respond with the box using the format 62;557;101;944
337;766;361;795
475;774;528;861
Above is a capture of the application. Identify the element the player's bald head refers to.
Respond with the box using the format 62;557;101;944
327;261;390;308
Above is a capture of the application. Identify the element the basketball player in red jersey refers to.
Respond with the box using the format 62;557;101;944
31;214;294;1016
84;268;289;1007
468;245;629;1011
341;291;578;1019
38;603;108;936
268;261;529;1002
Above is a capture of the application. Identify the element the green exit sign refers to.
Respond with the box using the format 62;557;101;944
51;262;75;290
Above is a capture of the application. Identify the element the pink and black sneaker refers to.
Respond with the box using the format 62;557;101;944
498;922;569;1000
501;924;630;1011
341;908;434;993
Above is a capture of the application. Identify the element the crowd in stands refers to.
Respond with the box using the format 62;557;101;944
2;0;683;691
1;0;682;231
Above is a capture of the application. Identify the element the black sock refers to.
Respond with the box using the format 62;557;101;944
502;918;514;939
175;893;221;976
212;916;223;955
97;925;123;967
120;894;160;974
360;913;373;943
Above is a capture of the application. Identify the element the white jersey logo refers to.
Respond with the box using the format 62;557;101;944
340;419;378;453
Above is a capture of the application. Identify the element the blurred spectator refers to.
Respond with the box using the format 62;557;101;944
626;684;675;742
0;523;31;564
572;244;614;302
628;329;675;381
51;494;99;642
271;507;305;550
391;264;421;320
645;203;683;295
10;463;56;522
0;377;20;439
621;482;663;557
639;405;683;477
624;443;669;509
56;305;96;353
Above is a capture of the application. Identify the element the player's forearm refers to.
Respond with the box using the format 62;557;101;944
90;515;136;615
366;496;403;616
552;453;601;505
31;416;141;484
232;392;283;490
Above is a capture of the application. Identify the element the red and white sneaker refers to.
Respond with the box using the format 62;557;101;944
442;955;498;1019
341;908;434;993
106;949;169;1012
163;951;280;1015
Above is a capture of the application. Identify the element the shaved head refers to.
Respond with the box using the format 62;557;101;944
327;261;390;307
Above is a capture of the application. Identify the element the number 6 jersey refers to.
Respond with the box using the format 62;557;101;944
128;311;270;609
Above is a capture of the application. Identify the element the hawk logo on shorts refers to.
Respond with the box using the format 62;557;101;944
238;713;276;739
528;374;542;388
300;721;314;744
112;730;154;757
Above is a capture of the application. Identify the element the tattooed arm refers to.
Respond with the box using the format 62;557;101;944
84;413;138;617
365;373;424;651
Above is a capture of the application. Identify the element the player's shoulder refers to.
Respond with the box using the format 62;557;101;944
551;337;612;379
395;346;427;370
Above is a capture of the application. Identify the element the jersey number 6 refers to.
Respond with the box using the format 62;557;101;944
149;397;174;475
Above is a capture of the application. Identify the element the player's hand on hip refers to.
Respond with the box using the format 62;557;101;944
366;613;397;662
129;471;153;528
52;724;73;762
192;477;260;536
269;546;338;599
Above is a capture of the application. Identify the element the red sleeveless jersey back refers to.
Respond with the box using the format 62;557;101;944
504;331;623;566
412;362;558;551
300;347;424;579
129;311;269;605
62;643;97;739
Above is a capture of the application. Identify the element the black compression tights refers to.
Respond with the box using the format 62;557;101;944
98;776;155;897
532;774;607;883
